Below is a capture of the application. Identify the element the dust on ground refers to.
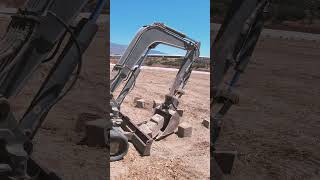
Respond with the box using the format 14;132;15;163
110;68;210;179
216;37;320;180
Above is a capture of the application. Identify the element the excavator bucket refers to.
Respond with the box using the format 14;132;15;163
154;107;181;140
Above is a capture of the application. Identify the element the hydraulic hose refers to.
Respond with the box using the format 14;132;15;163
109;127;129;162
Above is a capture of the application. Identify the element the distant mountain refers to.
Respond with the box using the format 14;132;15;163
111;42;165;55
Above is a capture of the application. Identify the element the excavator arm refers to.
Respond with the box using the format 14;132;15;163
211;0;271;179
0;0;107;179
111;23;200;106
109;23;200;161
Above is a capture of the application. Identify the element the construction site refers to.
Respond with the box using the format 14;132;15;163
110;66;210;179
0;0;319;180
108;21;210;179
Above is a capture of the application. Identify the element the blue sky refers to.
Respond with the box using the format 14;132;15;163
110;0;210;57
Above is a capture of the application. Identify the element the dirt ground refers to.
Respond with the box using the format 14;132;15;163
1;16;108;179
216;37;320;180
110;69;210;179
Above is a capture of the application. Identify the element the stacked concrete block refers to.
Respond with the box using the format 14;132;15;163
139;124;152;137
146;114;164;138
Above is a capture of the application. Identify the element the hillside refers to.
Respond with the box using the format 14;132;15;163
110;42;165;55
110;55;210;72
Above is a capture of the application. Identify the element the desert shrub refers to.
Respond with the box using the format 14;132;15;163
145;60;153;66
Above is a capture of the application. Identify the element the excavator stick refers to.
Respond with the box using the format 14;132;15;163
211;0;271;178
0;0;107;179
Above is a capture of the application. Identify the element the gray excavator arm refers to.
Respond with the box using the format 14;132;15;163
211;0;270;179
109;23;200;161
111;23;200;105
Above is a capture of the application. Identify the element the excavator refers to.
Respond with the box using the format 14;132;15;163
109;23;200;161
0;0;107;179
212;0;271;179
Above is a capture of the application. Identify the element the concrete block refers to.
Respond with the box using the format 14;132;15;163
202;119;210;128
75;112;102;132
133;97;142;104
85;119;107;147
177;109;184;117
146;114;164;138
135;99;145;108
177;122;192;138
138;124;152;137
150;114;165;124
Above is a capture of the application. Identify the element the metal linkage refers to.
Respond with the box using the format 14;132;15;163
0;0;107;179
110;23;200;161
211;0;270;178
